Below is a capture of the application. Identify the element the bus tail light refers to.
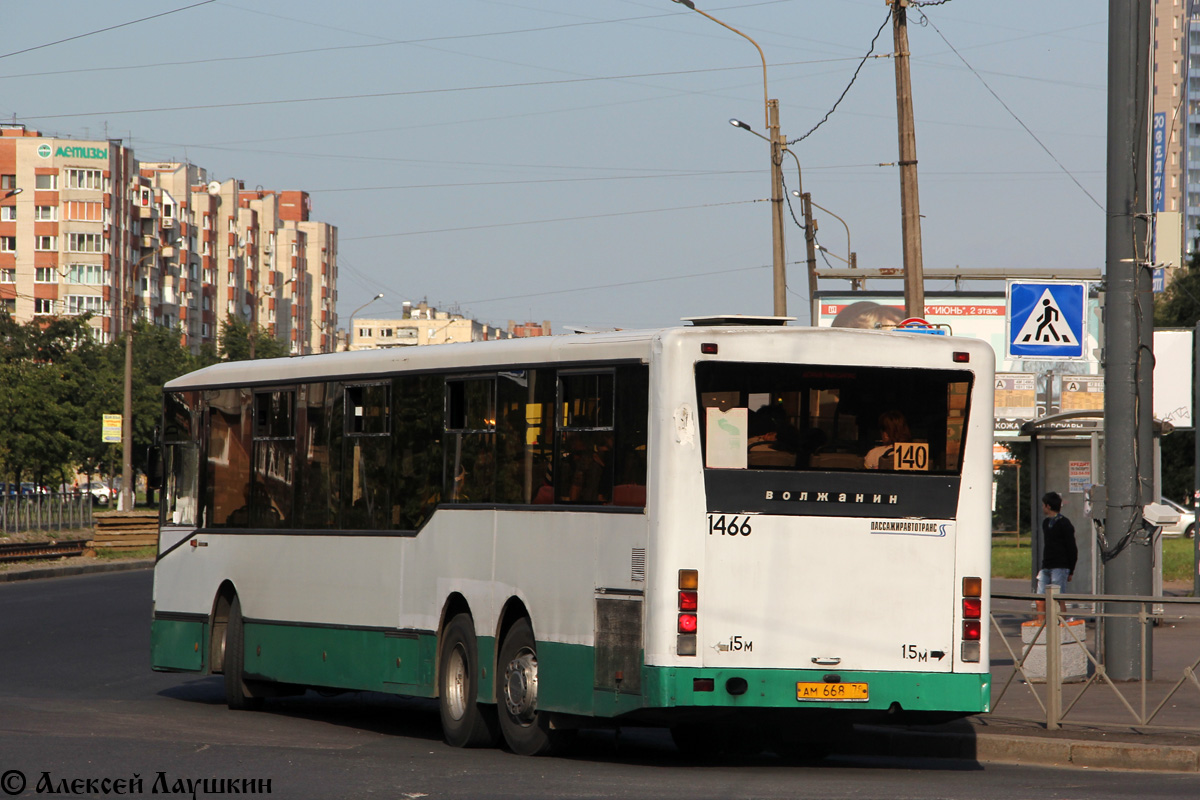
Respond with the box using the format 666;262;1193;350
678;570;698;656
961;576;982;662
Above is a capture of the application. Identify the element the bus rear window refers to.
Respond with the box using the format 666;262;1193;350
696;362;971;475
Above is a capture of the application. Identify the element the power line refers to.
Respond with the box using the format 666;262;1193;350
788;11;893;146
0;1;216;61
342;199;761;241
913;7;1104;211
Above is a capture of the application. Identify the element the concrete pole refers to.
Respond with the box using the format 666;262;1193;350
1103;0;1154;680
801;192;818;314
768;99;788;317
890;0;925;319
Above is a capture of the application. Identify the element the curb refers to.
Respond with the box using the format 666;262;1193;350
856;726;1200;773
0;558;154;583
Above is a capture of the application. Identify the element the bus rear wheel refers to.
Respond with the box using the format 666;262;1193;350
438;614;499;748
223;596;264;711
497;618;570;756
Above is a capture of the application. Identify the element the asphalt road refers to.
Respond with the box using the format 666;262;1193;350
3;570;1200;799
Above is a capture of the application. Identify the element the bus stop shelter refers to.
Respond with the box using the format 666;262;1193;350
1020;411;1171;599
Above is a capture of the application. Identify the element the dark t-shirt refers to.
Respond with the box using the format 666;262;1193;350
1041;513;1078;572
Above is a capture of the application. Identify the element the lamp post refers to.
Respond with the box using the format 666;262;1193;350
3;187;22;200
674;0;787;317
120;237;182;510
120;246;158;511
347;292;384;351
793;189;859;290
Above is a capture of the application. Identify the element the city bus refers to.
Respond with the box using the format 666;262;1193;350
150;318;994;757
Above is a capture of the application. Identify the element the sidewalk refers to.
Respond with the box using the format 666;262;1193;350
5;562;1200;771
861;577;1200;772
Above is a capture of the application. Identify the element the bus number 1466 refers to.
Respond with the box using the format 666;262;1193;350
708;515;752;536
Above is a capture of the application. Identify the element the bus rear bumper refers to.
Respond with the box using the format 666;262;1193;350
642;666;990;715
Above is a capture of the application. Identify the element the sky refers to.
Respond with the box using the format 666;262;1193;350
0;0;1108;331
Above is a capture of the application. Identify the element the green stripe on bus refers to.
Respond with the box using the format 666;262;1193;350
150;619;207;673
642;667;990;713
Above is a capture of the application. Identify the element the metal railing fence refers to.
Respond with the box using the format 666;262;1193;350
990;585;1200;733
0;492;94;536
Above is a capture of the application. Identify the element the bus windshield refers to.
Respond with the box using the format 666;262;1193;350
696;361;972;476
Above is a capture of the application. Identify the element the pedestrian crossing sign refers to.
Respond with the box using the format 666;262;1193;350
1006;281;1086;359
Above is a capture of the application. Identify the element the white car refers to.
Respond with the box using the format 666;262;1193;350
82;482;112;506
1158;497;1196;538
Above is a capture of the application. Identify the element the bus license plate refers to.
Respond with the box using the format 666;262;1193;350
796;682;869;701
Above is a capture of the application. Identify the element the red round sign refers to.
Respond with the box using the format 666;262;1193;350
897;317;933;327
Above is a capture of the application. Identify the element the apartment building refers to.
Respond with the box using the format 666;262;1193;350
0;124;338;355
350;301;512;350
1154;0;1187;269
0;125;138;342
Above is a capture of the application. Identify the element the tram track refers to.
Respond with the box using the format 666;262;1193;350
0;539;89;562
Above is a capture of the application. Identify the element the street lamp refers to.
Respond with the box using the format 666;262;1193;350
347;292;384;351
2;187;22;200
120;236;182;511
674;0;787;317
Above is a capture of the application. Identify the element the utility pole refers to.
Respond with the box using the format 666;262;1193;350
890;0;925;319
768;99;788;317
801;192;818;306
1104;0;1155;680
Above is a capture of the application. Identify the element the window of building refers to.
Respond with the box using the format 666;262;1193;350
163;204;173;219
67;232;104;253
66;295;105;315
64;169;102;190
35;235;56;252
1;207;15;222
0;268;14;283
34;205;58;221
34;174;57;190
0;236;15;253
66;263;107;284
65;201;101;221
0;175;15;190
35;267;56;283
1;298;13;314
33;298;53;315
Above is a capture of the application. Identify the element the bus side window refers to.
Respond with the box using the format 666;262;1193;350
444;378;495;505
162;391;200;527
556;372;615;505
612;365;649;507
344;383;391;530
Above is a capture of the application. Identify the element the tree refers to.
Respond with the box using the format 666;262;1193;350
218;317;291;362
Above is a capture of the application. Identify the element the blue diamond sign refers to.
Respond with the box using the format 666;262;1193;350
1007;281;1086;359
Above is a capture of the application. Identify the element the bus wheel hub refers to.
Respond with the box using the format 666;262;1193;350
503;649;538;722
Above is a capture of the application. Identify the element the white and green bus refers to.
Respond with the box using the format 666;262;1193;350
151;319;993;756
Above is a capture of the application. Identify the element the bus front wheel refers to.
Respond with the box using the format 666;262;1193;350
438;614;499;748
223;596;264;711
497;618;570;756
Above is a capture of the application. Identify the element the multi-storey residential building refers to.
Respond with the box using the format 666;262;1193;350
0;125;338;355
350;301;512;350
1;125;138;343
1154;0;1187;269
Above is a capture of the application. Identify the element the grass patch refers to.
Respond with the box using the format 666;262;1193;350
992;535;1196;582
95;545;156;560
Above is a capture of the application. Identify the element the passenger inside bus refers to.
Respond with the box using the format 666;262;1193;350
746;404;800;467
865;410;910;470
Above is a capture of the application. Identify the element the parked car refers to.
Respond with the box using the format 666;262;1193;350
20;482;49;497
81;481;113;506
1158;497;1196;538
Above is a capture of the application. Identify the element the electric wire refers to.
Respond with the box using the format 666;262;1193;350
787;12;892;146
0;1;216;61
913;7;1104;212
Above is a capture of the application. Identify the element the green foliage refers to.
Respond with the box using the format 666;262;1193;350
219;317;290;362
992;441;1032;535
0;308;293;485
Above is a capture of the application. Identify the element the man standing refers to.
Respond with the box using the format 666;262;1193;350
1036;491;1077;624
